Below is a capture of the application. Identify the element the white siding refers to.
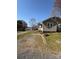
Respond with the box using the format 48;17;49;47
38;25;43;32
43;25;57;32
38;24;57;32
38;27;43;31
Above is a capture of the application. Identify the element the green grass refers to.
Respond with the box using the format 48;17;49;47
17;31;33;40
45;33;61;42
44;32;61;54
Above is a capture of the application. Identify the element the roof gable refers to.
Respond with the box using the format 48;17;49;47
43;17;61;24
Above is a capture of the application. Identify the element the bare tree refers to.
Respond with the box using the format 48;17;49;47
29;18;37;30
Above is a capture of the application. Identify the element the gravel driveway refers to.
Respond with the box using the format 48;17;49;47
17;33;60;59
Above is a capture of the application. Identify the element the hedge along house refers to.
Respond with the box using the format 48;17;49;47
38;17;61;32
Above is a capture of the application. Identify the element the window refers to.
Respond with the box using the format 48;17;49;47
48;23;52;28
51;24;52;27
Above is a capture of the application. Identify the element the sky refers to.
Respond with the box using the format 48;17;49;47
17;0;60;26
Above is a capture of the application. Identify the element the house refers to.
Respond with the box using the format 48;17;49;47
32;25;38;30
38;17;61;32
17;20;27;31
26;25;38;31
26;27;32;30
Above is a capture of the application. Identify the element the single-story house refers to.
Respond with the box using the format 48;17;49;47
38;17;61;32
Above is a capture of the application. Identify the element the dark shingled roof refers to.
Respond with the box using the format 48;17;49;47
43;17;61;24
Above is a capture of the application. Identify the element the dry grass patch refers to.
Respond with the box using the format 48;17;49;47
17;31;33;40
44;32;61;55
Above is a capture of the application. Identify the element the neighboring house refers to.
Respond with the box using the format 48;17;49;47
26;26;38;31
38;17;61;32
17;20;27;31
26;27;32;30
32;25;38;30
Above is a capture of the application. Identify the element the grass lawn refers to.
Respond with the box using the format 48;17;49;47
17;31;33;40
44;32;61;54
